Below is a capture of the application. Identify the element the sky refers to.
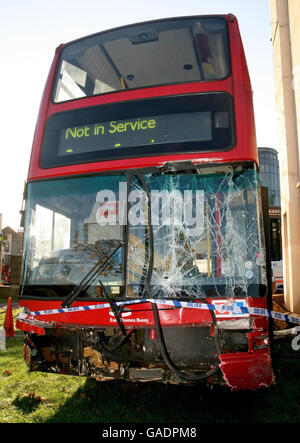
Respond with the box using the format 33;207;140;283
0;0;276;231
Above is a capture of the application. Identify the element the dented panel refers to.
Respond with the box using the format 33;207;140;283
220;352;274;391
19;309;274;390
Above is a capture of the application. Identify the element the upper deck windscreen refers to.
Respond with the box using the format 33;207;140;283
54;17;230;103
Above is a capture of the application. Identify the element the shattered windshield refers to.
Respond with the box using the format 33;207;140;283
20;164;267;300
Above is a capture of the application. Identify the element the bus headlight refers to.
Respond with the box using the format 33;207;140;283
252;335;269;350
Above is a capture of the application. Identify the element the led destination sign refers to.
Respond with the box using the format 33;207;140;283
58;112;212;156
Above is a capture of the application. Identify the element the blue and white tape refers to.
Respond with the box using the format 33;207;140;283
22;298;300;325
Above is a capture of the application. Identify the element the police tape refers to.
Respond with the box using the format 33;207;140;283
23;298;300;325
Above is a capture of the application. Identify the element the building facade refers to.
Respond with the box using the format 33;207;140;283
258;147;282;262
269;0;300;312
1;226;23;285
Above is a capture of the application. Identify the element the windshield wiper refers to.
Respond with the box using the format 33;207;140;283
61;241;123;308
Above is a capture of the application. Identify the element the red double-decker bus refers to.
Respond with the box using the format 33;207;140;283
17;14;274;390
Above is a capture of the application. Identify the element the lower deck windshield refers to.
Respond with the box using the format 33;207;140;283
21;164;267;300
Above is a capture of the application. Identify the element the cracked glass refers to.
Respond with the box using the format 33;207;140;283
127;164;267;298
20;164;266;300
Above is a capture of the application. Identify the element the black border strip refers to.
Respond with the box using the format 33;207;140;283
40;92;236;169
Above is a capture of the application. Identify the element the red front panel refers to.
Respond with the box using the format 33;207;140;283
17;296;274;390
27;15;258;182
18;297;268;329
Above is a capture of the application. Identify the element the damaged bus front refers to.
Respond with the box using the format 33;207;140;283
18;162;274;390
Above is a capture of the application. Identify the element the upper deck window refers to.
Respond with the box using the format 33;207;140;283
54;17;230;103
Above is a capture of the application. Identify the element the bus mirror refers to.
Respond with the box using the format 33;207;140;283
20;210;25;228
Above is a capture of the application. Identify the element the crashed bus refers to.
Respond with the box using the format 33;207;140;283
17;15;274;390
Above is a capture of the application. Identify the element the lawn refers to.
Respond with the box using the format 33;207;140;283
0;306;300;423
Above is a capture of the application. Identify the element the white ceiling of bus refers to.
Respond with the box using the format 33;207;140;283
78;28;201;92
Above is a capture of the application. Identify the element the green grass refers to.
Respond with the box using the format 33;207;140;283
1;308;300;423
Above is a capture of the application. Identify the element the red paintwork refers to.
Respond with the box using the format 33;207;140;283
17;297;268;329
16;318;46;336
17;296;274;390
219;351;274;391
27;15;258;182
19;15;274;390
